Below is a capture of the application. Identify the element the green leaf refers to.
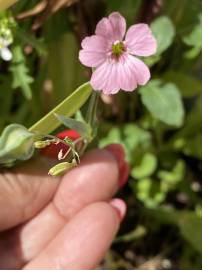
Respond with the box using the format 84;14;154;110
183;14;202;49
136;178;166;208
10;45;33;100
151;208;202;254
182;14;202;59
99;127;122;148
131;153;157;179
123;124;151;151
163;71;202;97
151;16;175;55
174;95;202;139
55;114;91;139
136;177;152;200
184;47;202;59
99;124;151;163
183;133;202;159
17;29;47;57
151;205;202;254
0;124;35;165
115;225;146;243
145;16;175;65
139;80;185;127
29;82;92;135
178;213;202;254
158;160;185;192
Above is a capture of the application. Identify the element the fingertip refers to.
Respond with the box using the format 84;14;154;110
53;148;120;219
104;144;130;188
109;198;127;221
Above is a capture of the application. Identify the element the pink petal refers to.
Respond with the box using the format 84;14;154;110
109;12;126;41
79;50;106;67
81;35;109;52
117;54;137;91
79;35;108;67
127;55;150;85
90;60;120;94
125;24;157;56
95;12;126;42
117;54;150;90
90;54;150;94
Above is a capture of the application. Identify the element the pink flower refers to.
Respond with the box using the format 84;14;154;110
79;12;157;95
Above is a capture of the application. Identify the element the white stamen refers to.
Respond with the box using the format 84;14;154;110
58;149;64;160
113;40;120;45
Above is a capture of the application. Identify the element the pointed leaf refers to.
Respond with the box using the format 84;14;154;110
56;114;91;139
29;82;92;135
10;45;33;100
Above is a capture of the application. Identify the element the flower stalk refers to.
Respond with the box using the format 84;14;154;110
86;91;100;135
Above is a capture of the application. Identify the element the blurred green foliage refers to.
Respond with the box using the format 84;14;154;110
1;0;202;268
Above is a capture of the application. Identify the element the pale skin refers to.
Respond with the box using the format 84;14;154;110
0;149;126;270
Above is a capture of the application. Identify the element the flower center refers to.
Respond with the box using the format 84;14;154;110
111;41;125;57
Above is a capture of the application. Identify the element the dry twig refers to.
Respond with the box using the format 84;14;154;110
16;0;78;29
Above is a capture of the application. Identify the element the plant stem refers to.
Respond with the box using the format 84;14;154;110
86;91;100;136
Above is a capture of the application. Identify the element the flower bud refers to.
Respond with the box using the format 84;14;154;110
48;161;77;176
34;140;53;149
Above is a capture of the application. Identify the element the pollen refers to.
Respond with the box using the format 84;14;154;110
112;41;125;57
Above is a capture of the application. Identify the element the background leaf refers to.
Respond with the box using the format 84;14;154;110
145;16;175;66
163;71;202;97
150;208;202;254
139;80;185;127
10;45;33;100
151;16;175;55
178;212;202;254
131;152;157;179
183;14;202;56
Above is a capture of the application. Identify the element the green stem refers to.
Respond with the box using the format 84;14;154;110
78;91;100;156
86;91;100;134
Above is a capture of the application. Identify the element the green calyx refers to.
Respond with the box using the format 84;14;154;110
112;41;125;57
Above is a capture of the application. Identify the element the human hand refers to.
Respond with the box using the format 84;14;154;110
0;145;128;270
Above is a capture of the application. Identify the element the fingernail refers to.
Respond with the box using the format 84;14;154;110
104;144;130;188
110;198;127;221
119;162;130;188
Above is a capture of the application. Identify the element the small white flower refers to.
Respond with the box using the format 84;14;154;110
0;37;12;61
